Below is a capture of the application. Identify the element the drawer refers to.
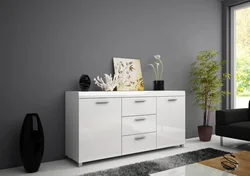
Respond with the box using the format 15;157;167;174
122;97;156;116
122;132;156;155
122;115;156;136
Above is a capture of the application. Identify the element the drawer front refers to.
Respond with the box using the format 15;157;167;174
122;132;156;155
122;97;156;116
79;98;122;162
122;115;156;136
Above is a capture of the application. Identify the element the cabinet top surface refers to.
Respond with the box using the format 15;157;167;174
66;91;185;98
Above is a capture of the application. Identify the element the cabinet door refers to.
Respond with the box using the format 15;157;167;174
157;97;185;149
79;98;121;162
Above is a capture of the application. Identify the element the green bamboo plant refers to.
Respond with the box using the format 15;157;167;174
190;50;230;126
149;55;164;80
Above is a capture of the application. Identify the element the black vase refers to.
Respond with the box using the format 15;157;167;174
20;113;44;173
154;80;164;90
79;74;91;91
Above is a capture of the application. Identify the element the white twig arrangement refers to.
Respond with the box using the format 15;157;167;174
148;55;164;80
93;74;119;91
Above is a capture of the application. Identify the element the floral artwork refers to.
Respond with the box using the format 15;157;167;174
113;58;144;91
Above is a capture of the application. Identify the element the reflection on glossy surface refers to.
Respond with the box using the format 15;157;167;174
150;163;236;176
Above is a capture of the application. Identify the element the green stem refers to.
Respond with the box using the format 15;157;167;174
155;62;159;80
158;58;164;80
149;64;158;80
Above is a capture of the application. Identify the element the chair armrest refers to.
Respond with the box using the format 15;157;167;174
216;109;249;125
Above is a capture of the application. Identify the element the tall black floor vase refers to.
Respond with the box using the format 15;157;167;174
20;113;44;173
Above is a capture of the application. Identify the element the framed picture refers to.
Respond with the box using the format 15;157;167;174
113;57;144;91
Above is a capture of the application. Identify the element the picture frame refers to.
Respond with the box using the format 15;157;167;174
113;57;144;91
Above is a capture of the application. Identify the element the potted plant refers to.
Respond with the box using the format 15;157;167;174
149;55;165;90
190;50;230;141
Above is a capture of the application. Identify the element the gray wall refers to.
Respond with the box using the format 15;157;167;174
0;0;221;169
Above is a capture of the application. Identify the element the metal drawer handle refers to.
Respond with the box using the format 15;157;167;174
134;118;146;121
134;136;146;140
96;101;109;104
135;100;146;103
168;99;177;102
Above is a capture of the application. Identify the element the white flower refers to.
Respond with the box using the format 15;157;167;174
154;55;161;60
150;55;164;80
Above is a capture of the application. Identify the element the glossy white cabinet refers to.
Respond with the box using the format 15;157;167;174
79;98;121;162
65;91;185;166
157;97;185;149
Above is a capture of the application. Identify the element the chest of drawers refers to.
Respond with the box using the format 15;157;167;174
65;91;185;166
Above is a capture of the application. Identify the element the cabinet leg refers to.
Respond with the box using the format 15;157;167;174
78;163;83;167
220;137;223;146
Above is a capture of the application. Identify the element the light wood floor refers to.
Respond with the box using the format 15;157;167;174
200;151;250;176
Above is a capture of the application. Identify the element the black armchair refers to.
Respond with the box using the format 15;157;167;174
216;108;250;146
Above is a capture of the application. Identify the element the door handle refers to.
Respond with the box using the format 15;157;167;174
134;136;146;140
96;101;109;104
168;99;177;102
134;118;146;122
135;100;146;103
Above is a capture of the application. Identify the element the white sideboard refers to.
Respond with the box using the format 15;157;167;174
65;91;185;166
